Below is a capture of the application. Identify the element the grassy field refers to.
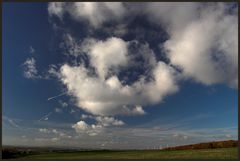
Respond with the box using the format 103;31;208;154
21;147;238;159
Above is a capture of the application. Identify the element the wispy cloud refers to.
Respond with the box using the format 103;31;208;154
54;108;62;113
59;100;68;108
22;57;40;79
29;46;35;54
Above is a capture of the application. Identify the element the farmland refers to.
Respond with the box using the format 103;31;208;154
2;140;238;159
21;147;237;159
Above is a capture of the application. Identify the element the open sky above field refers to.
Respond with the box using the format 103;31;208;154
2;2;238;149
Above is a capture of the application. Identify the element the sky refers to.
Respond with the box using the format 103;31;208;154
2;2;238;149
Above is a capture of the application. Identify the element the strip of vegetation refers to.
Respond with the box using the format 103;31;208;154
162;140;238;150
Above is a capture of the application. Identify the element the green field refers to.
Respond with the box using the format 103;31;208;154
22;147;238;159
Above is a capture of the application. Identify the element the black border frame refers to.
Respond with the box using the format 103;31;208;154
1;0;239;161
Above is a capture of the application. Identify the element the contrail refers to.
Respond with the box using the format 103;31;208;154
47;92;67;101
38;112;52;121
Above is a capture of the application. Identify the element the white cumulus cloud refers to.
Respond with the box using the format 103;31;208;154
48;2;126;27
72;120;103;136
72;116;124;136
132;106;146;115
95;116;124;127
144;2;238;88
81;37;129;79
60;37;178;116
164;4;238;88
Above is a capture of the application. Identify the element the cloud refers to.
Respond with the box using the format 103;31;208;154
118;105;147;116
144;2;199;34
34;137;60;142
52;2;237;88
81;114;94;119
72;120;103;136
60;62;178;116
3;114;237;149
95;116;124;127
46;64;61;79
72;121;89;131
22;57;40;79
132;106;146;115
144;2;238;88
53;3;237;119
48;2;66;20
55;108;62;113
60;37;178;116
39;128;51;133
60;33;82;58
51;137;60;142
72;115;124;136
48;3;237;118
172;134;189;140
44;2;238;136
81;37;129;79
225;134;232;138
59;100;68;108
22;58;61;80
22;57;58;80
39;128;70;139
52;129;60;134
21;135;26;138
165;5;237;88
80;114;125;126
29;46;35;54
48;2;126;27
70;109;75;114
101;24;128;37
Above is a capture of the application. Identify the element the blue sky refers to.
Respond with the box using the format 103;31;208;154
2;2;238;149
